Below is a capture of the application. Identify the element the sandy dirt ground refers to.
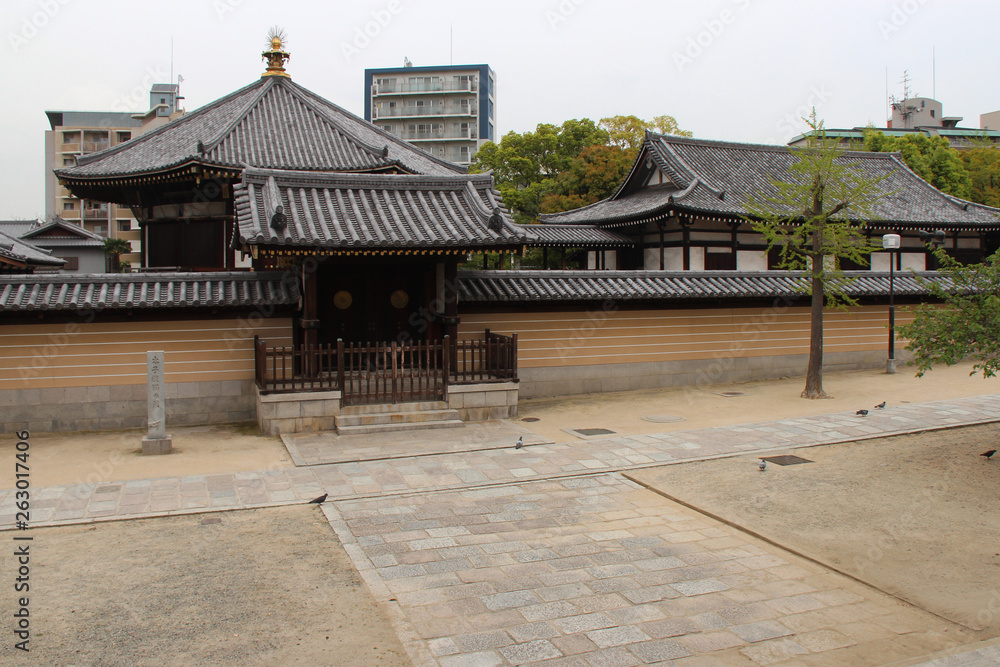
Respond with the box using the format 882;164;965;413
0;505;409;666
629;423;1000;637
10;362;998;490
518;362;1000;443
22;423;292;488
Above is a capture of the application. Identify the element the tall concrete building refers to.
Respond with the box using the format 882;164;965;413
364;63;495;166
44;83;184;268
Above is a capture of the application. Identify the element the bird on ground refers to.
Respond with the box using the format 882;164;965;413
758;459;766;471
309;493;328;504
856;409;869;416
875;402;886;409
515;436;523;449
982;450;997;460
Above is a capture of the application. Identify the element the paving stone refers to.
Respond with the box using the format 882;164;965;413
628;638;692;662
729;620;794;643
499;639;563;663
482;589;542;611
671;578;731;596
585;625;651;649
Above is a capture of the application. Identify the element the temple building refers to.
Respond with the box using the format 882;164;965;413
540;133;1000;271
3;33;1000;436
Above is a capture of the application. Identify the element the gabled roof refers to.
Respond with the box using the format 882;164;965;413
20;218;106;248
0;271;298;312
0;220;38;239
0;229;65;269
457;270;952;303
233;168;532;251
540;134;1000;229
55;76;464;184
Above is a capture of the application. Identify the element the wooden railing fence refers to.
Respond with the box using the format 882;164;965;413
254;331;517;404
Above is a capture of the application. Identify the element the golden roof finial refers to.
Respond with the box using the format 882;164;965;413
261;27;290;78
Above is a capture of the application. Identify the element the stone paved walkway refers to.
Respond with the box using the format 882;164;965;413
2;393;1000;665
4;394;998;528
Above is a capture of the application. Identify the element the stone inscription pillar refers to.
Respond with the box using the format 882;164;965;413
141;350;172;455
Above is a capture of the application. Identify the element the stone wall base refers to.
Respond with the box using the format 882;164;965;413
255;386;342;436
0;380;256;435
447;382;519;421
518;350;910;399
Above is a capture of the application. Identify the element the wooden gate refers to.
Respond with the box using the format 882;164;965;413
338;339;447;406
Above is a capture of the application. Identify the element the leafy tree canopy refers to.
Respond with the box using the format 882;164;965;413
469;118;608;224
862;130;972;199
470;115;690;224
899;248;1000;377
598;115;692;154
959;145;1000;207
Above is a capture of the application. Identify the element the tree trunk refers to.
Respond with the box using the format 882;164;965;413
802;224;829;398
801;268;827;398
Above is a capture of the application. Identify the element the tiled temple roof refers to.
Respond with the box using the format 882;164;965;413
55;76;464;184
456;270;951;303
541;134;1000;229
0;230;65;269
234;168;533;251
524;224;633;247
0;271;298;312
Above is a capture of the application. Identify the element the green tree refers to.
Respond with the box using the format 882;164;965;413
899;248;1000;377
747;113;887;398
539;144;635;214
469;119;609;224
599;114;692;154
103;237;131;273
959;145;1000;207
863;130;972;199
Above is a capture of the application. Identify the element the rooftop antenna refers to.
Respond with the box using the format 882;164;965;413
170;37;173;89
885;66;889;124
932;46;936;99
450;23;453;65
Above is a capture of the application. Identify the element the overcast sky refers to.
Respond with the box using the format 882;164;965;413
3;0;999;220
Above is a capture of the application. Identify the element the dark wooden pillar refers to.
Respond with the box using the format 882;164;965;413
542;247;548;269
681;217;691;271
444;259;459;342
301;258;319;350
561;247;567;270
657;220;665;270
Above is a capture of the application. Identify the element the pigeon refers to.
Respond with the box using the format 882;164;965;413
875;402;886;409
309;493;328;504
982;450;997;460
856;409;869;416
758;459;766;471
515;436;523;449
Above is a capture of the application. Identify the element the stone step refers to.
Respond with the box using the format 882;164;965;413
340;401;448;415
335;408;461;428
334;419;465;436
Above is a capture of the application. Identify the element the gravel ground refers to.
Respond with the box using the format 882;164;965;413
0;505;409;666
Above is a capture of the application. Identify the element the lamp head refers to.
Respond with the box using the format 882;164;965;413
882;233;901;250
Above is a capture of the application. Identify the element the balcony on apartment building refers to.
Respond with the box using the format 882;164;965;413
372;79;476;95
373;104;478;120
399;129;478;142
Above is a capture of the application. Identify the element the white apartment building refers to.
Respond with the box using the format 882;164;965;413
364;63;495;166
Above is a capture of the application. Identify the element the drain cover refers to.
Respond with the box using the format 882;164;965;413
521;417;540;422
716;391;747;397
642;414;686;423
200;517;223;525
574;428;616;436
761;455;813;466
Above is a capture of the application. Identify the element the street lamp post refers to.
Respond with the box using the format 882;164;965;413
882;234;901;374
